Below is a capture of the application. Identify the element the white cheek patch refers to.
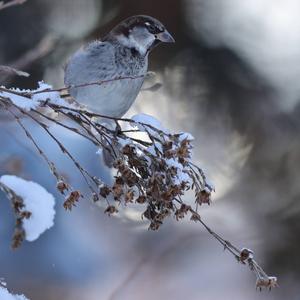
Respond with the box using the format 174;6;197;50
117;28;155;56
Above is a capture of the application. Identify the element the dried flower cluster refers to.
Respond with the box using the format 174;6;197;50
0;181;31;248
0;80;276;289
98;129;213;231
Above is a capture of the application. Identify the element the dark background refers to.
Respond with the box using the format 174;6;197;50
0;0;299;299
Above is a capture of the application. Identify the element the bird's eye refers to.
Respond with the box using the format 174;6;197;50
145;22;157;34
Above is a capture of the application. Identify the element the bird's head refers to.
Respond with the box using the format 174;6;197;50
105;15;175;56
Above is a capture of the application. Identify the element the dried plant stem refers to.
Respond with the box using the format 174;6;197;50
32;109;98;145
0;0;26;11
0;80;275;288
6;107;62;182
0;65;29;79
13;105;100;194
11;35;55;71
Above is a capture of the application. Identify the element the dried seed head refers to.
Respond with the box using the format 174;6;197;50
122;144;136;156
121;167;139;186
175;204;191;221
64;190;81;210
136;195;146;204
256;277;278;290
143;205;157;221
56;180;69;194
149;221;161;231
163;141;173;152
190;212;201;222
125;190;134;204
11;228;25;249
12;196;24;213
113;159;125;171
20;211;32;219
99;185;111;198
196;190;211;205
112;183;123;200
240;248;254;262
104;205;118;216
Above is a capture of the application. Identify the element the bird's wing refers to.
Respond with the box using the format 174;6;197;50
64;41;116;87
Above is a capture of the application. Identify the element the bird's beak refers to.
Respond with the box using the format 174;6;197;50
156;30;175;43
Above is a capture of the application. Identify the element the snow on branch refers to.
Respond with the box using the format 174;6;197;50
0;80;277;289
0;175;55;248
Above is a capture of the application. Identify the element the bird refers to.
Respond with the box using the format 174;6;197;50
64;15;175;118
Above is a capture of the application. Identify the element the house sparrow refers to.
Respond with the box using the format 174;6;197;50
64;15;174;117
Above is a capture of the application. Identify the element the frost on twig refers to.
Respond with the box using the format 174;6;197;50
0;79;276;288
239;248;278;290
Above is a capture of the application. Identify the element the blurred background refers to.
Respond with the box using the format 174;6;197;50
0;0;299;299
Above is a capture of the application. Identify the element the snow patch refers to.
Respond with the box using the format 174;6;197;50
31;81;61;104
0;175;55;242
0;89;38;111
131;113;169;137
0;286;29;300
179;132;194;141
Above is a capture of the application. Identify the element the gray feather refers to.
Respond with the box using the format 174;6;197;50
64;40;148;117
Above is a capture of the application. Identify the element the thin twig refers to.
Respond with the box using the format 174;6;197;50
13;105;100;194
11;35;56;71
0;81;275;288
0;65;29;81
6;107;62;182
0;0;26;11
31;75;146;95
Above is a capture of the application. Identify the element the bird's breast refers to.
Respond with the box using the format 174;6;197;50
70;71;146;117
66;42;148;118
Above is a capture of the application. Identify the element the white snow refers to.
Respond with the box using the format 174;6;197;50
0;175;55;242
0;89;38;111
205;179;215;192
146;142;163;156
146;144;156;156
32;81;74;107
31;81;61;104
0;286;29;300
96;148;103;156
117;137;133;147
166;158;192;185
131;113;169;136
0;81;72;111
240;248;254;259
179;132;195;141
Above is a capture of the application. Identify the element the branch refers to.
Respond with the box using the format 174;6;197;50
0;0;26;11
0;65;29;80
0;80;277;289
1;35;56;85
11;35;56;71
